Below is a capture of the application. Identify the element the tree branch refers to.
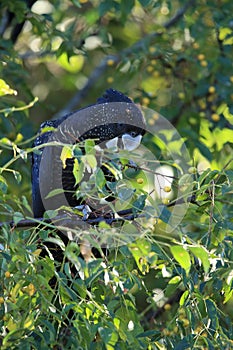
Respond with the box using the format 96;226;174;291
0;10;10;37
54;0;196;118
0;208;140;230
0;194;198;230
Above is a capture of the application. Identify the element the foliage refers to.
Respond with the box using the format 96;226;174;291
0;0;233;349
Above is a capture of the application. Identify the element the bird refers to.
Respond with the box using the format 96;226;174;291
32;89;146;219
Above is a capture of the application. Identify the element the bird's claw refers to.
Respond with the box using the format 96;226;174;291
74;204;92;220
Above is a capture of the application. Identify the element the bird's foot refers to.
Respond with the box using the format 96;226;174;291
73;204;92;220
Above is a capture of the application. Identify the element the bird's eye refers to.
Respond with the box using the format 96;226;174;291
129;131;137;138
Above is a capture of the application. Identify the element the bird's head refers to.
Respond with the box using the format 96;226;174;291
70;88;146;151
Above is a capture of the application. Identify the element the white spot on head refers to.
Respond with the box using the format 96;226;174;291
106;137;119;151
122;134;142;151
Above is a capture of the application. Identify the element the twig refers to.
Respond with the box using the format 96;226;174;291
0;10;10;36
167;194;197;207
0;194;198;230
0;208;139;230
207;180;215;244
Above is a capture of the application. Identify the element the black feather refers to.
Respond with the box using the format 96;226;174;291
32;89;144;218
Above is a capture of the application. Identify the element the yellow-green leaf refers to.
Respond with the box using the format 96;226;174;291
58;53;85;73
189;246;210;273
170;245;191;274
179;290;189;306
168;276;181;284
0;79;17;96
60;145;73;169
73;158;84;185
85;154;97;169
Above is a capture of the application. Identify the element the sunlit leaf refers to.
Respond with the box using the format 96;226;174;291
84;139;96;154
58;53;84;73
0;79;17;96
60;145;73;169
189;246;210;273
180;290;189;306
168;276;181;284
95;168;106;189
85;154;97;169
129;239;151;274
170;245;191;274
73;158;84;185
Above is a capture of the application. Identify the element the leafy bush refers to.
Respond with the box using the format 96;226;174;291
1;1;233;349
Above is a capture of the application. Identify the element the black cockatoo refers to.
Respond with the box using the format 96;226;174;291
32;89;146;220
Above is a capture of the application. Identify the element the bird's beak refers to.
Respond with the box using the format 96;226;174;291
122;134;142;151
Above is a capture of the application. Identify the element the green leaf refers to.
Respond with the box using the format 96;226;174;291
132;194;146;214
165;276;182;297
72;145;83;159
84;139;95;154
174;337;192;350
45;237;66;251
0;175;8;193
58;53;84;73
13;212;24;225
202;169;219;184
129;239;151;274
95;168;106;189
45;188;64;199
170;245;191;274
196;141;213;161
138;0;152;6
120;0;135;16
180;290;189;306
196;193;209;201
98;327;112;344
223;284;233;304
60;145;73;169
219;27;232;40
137;329;161;338
205;299;219;332
43;209;59;219
222;104;233;125
219;27;233;45
189;246;210;273
214;128;233;150
158;205;172;224
178;174;194;195
0;137;12;145
198;168;219;185
40;125;56;134
70;0;82;7
73;158;84;185
0;79;17;96
118;187;135;202
168;276;181;284
99;0;116;17
85;154;97;169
